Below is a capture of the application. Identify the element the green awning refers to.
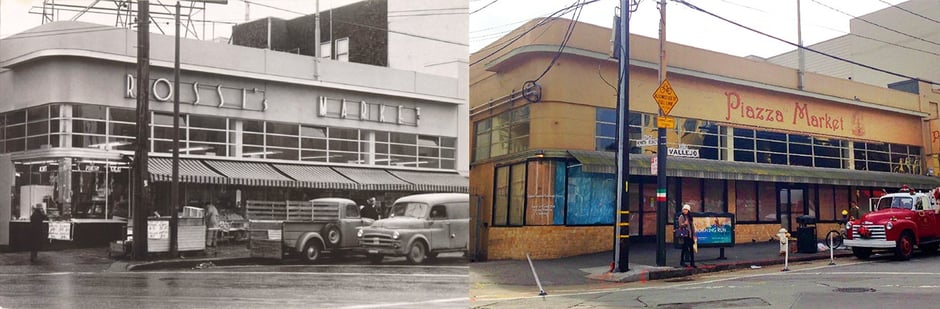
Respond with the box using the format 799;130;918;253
567;151;940;188
568;150;617;174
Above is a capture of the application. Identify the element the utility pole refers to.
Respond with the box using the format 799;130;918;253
170;1;181;258
133;0;151;260
614;0;633;273
655;0;668;267
797;0;805;90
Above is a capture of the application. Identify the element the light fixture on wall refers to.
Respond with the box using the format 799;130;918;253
534;150;545;158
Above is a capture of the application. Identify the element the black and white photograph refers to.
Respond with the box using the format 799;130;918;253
0;1;469;308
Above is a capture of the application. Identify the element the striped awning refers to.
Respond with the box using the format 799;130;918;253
388;170;468;193
272;164;357;190
204;160;295;188
149;157;227;184
332;167;412;191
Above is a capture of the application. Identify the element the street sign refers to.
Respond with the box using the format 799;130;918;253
657;116;675;129
636;135;657;147
652;79;679;116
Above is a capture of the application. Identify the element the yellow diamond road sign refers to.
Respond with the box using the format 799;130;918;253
653;79;678;116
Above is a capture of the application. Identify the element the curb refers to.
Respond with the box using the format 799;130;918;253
596;251;855;282
126;257;279;271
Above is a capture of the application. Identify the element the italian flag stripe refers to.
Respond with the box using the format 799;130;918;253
656;189;667;202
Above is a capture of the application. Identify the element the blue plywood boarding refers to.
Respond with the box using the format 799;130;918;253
566;165;616;225
553;163;566;225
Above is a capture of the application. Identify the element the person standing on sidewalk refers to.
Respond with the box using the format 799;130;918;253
204;202;220;248
29;204;49;263
676;204;697;268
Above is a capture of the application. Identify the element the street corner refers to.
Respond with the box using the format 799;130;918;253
584;264;677;283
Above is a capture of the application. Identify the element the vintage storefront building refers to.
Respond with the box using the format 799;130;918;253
0;20;467;250
469;19;940;260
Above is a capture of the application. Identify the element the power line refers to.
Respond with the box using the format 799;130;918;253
532;0;585;82
809;0;940;49
471;0;500;15
471;0;602;67
716;0;940;57
674;0;939;85
332;19;467;46
875;0;940;25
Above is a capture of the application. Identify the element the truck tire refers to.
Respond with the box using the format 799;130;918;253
324;224;342;248
852;247;872;259
301;240;323;264
895;232;915;261
406;241;428;264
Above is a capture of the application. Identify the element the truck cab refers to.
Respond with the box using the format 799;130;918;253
844;186;940;260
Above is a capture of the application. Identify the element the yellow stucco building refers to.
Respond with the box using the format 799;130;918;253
469;18;940;261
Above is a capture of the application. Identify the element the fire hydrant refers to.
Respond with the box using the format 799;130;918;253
777;228;790;256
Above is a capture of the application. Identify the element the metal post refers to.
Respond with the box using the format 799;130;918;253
133;0;151;259
655;0;668;267
613;0;632;273
828;232;835;265
782;236;790;271
797;0;805;90
526;253;547;296
170;1;181;257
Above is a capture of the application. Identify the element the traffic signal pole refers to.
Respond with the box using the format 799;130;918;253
655;0;668;267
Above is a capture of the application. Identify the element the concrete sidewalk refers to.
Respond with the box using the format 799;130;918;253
0;242;256;273
470;241;854;288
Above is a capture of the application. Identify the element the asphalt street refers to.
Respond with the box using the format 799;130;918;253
471;251;940;308
0;254;470;309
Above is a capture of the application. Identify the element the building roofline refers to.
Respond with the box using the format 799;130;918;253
478;44;928;118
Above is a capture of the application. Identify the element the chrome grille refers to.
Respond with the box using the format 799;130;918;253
852;224;887;240
360;235;399;248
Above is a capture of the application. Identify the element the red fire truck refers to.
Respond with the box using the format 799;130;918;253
844;185;940;260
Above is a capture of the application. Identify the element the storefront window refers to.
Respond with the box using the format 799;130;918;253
472;105;529;161
758;182;777;222
565;164;615;225
681;178;702;212
524;160;565;225
736;181;758;222
818;185;835;221
492;165;510;226
641;183;656;236
628;182;639;236
834;186;851;219
595;108;617;152
509;163;526;226
703;179;725;213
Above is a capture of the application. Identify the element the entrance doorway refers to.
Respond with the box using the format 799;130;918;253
779;186;807;232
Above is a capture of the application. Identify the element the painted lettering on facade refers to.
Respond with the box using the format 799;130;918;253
318;96;419;126
724;91;854;135
125;74;268;112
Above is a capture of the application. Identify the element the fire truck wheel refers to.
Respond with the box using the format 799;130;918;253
895;232;915;260
921;242;939;254
852;247;872;259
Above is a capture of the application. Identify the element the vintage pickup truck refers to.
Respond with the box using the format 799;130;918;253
844;186;940;260
357;193;469;264
249;198;374;263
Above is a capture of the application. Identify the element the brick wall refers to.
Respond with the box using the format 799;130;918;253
487;226;612;260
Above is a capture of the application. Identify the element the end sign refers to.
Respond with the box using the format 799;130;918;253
653;79;679;116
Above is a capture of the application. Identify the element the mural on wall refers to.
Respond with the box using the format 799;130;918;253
566;165;615;225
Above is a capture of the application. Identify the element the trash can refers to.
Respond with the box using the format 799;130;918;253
796;215;818;253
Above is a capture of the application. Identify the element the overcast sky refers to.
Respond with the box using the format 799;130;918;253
470;0;901;58
0;0;361;40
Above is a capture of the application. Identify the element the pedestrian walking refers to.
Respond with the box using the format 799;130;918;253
361;197;379;220
204;202;220;247
676;204;697;268
29;204;48;263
